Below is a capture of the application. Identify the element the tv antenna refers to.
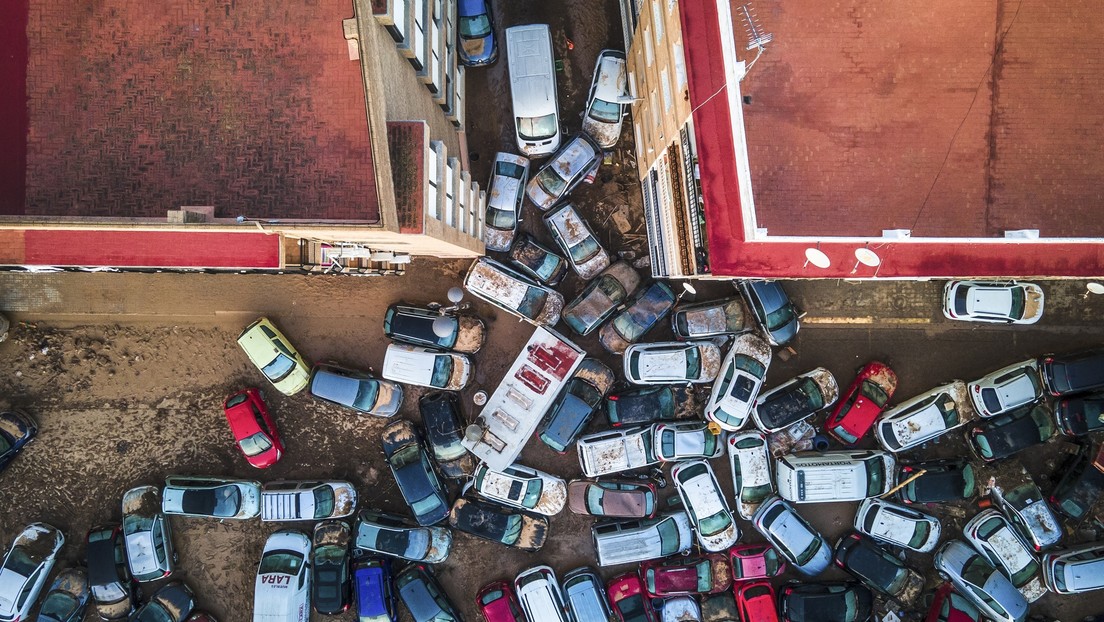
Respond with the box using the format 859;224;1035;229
738;4;773;73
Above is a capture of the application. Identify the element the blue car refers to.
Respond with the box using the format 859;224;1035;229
737;280;801;346
354;556;396;622
0;410;38;473
394;564;462;622
457;0;497;66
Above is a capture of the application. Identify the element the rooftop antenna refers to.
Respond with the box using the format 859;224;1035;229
738;4;772;74
1084;282;1104;299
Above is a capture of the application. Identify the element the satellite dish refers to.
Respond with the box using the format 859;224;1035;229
681;283;697;296
1087;282;1104;295
804;247;831;269
465;424;483;443
432;316;455;338
854;248;881;267
448;287;465;304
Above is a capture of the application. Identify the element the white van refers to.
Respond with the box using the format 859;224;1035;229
591;512;693;566
577;427;658;478
774;450;895;503
254;531;311;622
506;24;561;157
514;566;568;622
381;343;472;391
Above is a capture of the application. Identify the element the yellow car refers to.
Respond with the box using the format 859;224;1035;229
237;317;311;395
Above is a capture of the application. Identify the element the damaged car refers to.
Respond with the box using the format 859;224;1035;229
752;367;839;434
448;498;548;551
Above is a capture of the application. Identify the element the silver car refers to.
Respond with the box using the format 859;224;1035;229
581;50;628;148
562;261;641;336
1042;540;1104;594
543;203;610;280
752;496;830;577
0;523;65;622
161;476;261;520
525;133;602;210
122;486;176;582
464;257;564;326
853;497;940;553
963;509;1047;602
353;509;452;563
934;540;1029;622
705;334;772;431
483;152;530;252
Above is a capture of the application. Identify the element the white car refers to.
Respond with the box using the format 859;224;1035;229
623;342;722;385
261;481;357;522
752;496;831;577
963;509;1047;602
122;486;177;582
934;540;1029;622
671;460;739;552
943;280;1044;324
967;359;1044;418
728;432;773;520
0;523;64;622
381;343;473;391
581;50;628;148
1043;541;1104;594
254;530;311;622
543;203;610;280
875;380;977;453
162;476;261;520
652;421;725;462
483;153;530;252
752;367;839;434
705;334;772;431
853;497;941;553
468;463;566;516
514;566;568;622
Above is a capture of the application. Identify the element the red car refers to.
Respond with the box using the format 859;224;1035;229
607;573;657;622
823;362;898;445
223;388;284;468
735;581;779;622
477;580;524;622
729;544;786;582
640;554;732;596
925;582;981;622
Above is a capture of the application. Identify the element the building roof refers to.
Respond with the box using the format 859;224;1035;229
0;230;281;269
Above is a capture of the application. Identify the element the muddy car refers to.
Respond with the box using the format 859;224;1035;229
606;385;687;427
581;50;629;148
539;359;616;453
705;334;772;432
36;568;90;622
86;524;136;621
483;153;529;252
467;462;566;516
562;261;641;336
985;467;1063;551
672;460;740;552
752;367;839;434
384;303;486;354
261;481;357;522
727;432;773;520
448;498;548;551
567;480;657;518
0;409;38;474
309;363;404;418
508;234;569;286
418;392;475;479
464;257;564;326
671;297;750;340
833;532;923;608
381;421;450;526
962;509;1047;602
382;343;473;391
898;459;975;504
525;132;603;210
121;486;176;582
875;380;977;453
752;496;831;577
599;281;677;355
624;341;722;385
161;476;261;520
853;497;941;553
543;203;611;280
640;554;732;596
353;510;452;563
130;582;194;622
942;280;1044;324
824;361;897;446
0;523;65;622
654;421;725;462
577;426;660;478
967;359;1044;418
312;521;352;615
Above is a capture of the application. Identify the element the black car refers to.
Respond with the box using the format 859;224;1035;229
312;520;352;615
86;525;135;621
0;410;38;473
447;498;548;552
509;234;569;287
752;369;837;433
832;532;923;607
383;304;486;354
1040;349;1104;397
418;392;475;479
393;564;462;622
898;460;975;504
131;582;195;622
966;402;1055;462
37;568;90;622
606;385;688;427
380;420;450;526
737;280;800;347
778;582;873;622
1055;391;1104;436
540;360;615;452
1049;442;1104;521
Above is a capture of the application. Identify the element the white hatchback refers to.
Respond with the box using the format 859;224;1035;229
705;334;772;431
672;460;739;552
727;432;773;520
382;343;472;391
652;421;725;462
875;380;977;453
967;359;1044;418
623;341;721;385
963;509;1047;602
853;497;941;553
468;462;567;516
0;523;64;622
942;280;1044;324
581;50;628;148
254;531;311;622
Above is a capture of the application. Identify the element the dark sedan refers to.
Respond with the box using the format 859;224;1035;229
1049;442;1104;521
36;568;90;622
448;498;548;551
384;304;486;354
509;234;569;287
899;460;975;504
778;582;873;622
833;532;923;607
966;402;1054;462
131;582;195;622
419;392;475;479
606;385;686;427
0;409;38;473
1055;391;1104;436
599;281;676;355
540;360;615;452
738;280;801;347
457;0;497;66
562;261;641;336
312;520;351;615
394;564;462;622
86;525;135;621
381;421;450;526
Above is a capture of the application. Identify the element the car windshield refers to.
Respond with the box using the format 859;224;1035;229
1008;288;1026;319
137;603;175;622
92;582;127;602
259;549;305;576
521;478;544;507
861;379;890;406
588;98;621;123
487;206;517;230
353;381;382;411
534;167;568;197
430;356;453;388
123;513;152;534
518;114;558;141
567;236;601;264
794;535;823;566
865;457;885;497
522;249;562;282
39;592;79;619
239;431;273;457
517;287;549;320
314;487;336;518
615;595;646;622
459;14;491;37
411;492;446;517
5;548;38;575
316;544;346;563
830;422;861;444
742;483;772;505
734;356;766;378
684;348;702;380
698;509;732;537
0;435;10;453
764;302;795;331
182;486;241;517
262;353;296;382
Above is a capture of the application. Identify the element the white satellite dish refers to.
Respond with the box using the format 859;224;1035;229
448;287;465;304
804;247;831;269
854;248;881;267
1087;282;1104;295
432;316;455;338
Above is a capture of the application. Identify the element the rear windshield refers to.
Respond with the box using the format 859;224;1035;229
518;114;558;141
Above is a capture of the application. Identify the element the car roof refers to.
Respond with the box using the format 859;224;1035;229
311;369;361;406
591;52;627;103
